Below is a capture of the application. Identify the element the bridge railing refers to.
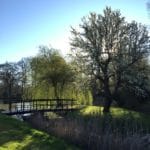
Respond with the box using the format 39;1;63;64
0;98;78;114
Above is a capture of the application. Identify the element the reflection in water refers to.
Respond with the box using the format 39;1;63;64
14;102;32;119
15;102;32;111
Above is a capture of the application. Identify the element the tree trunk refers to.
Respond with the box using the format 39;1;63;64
103;97;112;113
102;77;112;113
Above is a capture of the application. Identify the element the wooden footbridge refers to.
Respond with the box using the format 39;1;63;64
0;98;78;115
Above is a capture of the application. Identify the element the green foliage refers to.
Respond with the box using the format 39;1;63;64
30;46;75;99
29;46;93;105
71;7;150;112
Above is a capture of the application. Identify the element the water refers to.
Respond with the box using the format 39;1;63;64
13;102;32;120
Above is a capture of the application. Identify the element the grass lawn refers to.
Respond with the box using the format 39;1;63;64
77;105;150;119
0;114;80;150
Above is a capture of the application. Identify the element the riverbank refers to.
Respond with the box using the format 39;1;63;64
26;106;150;150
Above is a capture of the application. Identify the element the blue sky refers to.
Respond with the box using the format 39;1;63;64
0;0;149;63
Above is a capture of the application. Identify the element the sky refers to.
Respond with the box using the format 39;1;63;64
0;0;149;63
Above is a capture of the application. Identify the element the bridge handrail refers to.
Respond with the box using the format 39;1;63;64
1;98;78;115
0;98;76;103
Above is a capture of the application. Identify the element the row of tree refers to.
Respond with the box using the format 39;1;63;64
0;47;91;104
0;7;150;112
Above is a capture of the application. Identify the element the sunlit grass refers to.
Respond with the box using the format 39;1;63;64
69;105;150;130
0;114;80;150
78;105;148;118
79;106;102;116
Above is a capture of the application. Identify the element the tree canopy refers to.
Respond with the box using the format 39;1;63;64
71;7;150;112
30;46;75;99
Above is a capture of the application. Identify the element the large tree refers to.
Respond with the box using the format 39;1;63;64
71;7;150;112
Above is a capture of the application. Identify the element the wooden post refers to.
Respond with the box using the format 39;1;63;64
9;99;12;112
67;99;68;109
71;99;73;109
46;100;48;110
62;99;63;110
23;100;25;111
20;99;22;111
32;100;34;110
29;101;31;111
36;100;37;110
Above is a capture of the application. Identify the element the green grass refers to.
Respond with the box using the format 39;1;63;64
77;105;150;119
0;114;80;150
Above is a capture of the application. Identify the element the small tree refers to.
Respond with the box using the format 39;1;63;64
0;62;19;98
17;58;31;99
30;46;75;101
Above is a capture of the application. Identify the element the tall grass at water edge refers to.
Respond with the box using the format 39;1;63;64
29;106;150;150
